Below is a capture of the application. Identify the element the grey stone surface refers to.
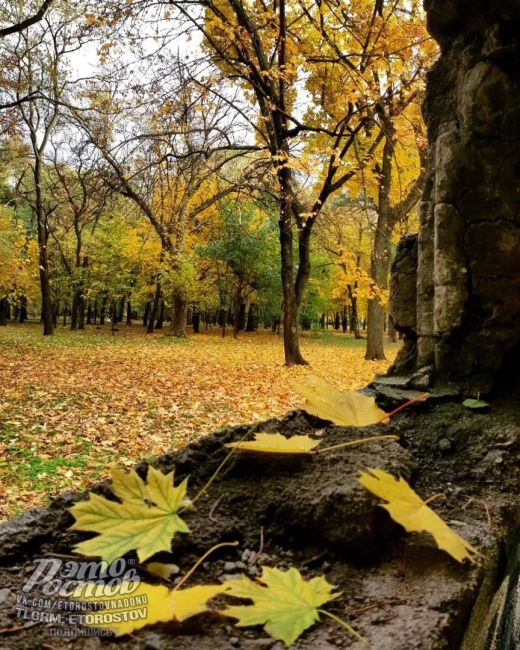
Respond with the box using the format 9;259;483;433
373;385;426;410
390;0;520;392
388;234;418;375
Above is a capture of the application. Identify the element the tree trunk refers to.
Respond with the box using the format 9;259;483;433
70;291;80;330
35;161;53;335
219;308;227;338
192;309;200;333
365;220;392;360
62;304;67;327
246;304;256;332
147;282;161;334
111;302;118;333
237;302;247;332
341;305;347;333
143;301;150;327
19;296;27;323
233;289;245;339
78;296;86;330
281;295;306;363
155;300;164;329
126;300;132;325
0;298;8;325
170;291;187;337
366;127;396;360
53;300;59;328
118;298;125;323
35;219;53;331
100;295;107;326
87;302;93;325
279;200;309;365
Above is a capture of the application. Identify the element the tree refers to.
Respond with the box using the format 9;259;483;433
158;0;435;364
0;205;39;323
199;199;280;338
364;108;427;360
2;4;83;334
49;144;108;329
0;1;57;112
77;62;256;336
317;198;376;337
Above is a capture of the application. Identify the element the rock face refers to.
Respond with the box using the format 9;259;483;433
388;234;418;374
3;402;520;649
391;0;520;392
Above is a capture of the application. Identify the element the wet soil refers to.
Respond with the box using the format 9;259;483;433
1;398;520;649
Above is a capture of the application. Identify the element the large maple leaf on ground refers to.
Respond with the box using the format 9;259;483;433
292;375;388;426
69;466;190;563
222;567;339;646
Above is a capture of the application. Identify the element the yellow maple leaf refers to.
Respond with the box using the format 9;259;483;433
72;581;228;636
225;433;320;454
291;375;388;427
359;469;479;563
69;467;191;563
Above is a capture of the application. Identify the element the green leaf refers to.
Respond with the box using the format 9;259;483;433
69;466;191;563
463;398;490;410
223;567;339;646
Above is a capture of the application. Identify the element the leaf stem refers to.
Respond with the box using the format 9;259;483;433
172;541;239;593
316;434;398;454
424;492;446;505
317;608;365;643
380;392;429;421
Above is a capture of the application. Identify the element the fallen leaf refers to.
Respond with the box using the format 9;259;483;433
359;468;479;563
291;375;387;426
463;398;490;411
225;433;320;454
73;581;228;636
223;566;339;646
69;466;190;563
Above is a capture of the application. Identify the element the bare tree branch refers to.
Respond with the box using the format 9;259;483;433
0;0;54;39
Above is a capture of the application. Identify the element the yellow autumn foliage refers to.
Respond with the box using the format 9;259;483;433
359;469;480;563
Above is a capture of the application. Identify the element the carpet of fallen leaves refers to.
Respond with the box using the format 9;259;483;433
0;324;398;519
